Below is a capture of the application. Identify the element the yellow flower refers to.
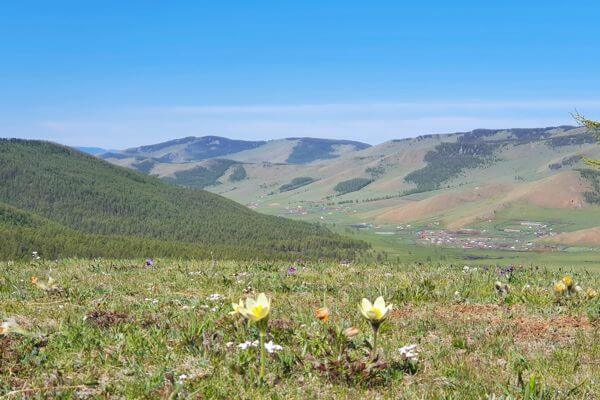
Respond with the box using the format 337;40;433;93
554;281;567;295
30;275;59;292
586;288;598;299
359;296;393;322
562;275;574;289
229;299;244;315
315;307;330;323
235;293;271;322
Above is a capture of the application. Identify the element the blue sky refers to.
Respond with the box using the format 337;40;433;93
1;1;600;147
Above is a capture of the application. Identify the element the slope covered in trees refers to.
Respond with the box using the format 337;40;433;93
0;139;368;260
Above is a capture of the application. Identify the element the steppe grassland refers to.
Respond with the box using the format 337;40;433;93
1;259;599;398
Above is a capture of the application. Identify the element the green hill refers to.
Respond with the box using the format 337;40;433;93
0;139;368;260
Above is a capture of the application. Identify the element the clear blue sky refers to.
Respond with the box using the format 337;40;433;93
1;1;599;147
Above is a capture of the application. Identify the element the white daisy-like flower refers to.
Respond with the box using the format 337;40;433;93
398;344;419;362
237;340;259;350
264;340;283;354
207;293;222;301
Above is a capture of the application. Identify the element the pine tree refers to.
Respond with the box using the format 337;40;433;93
574;113;600;167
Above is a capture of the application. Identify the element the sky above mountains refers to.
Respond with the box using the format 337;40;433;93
1;1;600;147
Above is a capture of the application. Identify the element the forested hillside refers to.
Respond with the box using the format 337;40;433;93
0;139;368;260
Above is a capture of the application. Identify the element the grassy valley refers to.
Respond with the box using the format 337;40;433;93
90;126;600;264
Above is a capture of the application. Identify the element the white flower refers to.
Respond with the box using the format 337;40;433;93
176;374;188;385
237;340;259;350
225;341;234;348
208;293;222;301
264;340;283;354
398;344;419;362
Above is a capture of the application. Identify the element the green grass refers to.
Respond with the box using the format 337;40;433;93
1;259;599;398
345;227;600;270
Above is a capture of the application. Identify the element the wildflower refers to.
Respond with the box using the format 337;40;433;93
554;281;567;296
0;319;26;335
32;251;40;260
574;285;583;294
176;374;188;385
562;275;574;290
586;288;598;299
231;293;272;383
207;293;222;301
30;275;60;292
229;299;244;315
343;326;360;339
264;341;283;354
145;258;154;267
398;344;419;362
359;297;393;322
238;340;259;350
359;296;392;357
315;307;330;323
233;293;271;322
287;266;297;275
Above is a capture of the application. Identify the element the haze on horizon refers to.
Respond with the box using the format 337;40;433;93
1;1;600;148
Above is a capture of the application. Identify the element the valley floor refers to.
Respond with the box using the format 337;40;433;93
1;259;599;398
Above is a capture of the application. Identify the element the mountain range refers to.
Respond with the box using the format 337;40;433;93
91;126;600;248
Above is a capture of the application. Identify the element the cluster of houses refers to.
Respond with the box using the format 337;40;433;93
416;222;557;251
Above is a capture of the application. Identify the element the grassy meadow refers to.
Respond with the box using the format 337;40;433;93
1;258;599;399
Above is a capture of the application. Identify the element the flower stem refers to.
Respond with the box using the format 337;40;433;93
371;323;379;359
259;325;267;384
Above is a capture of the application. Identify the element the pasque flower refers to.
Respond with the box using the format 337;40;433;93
359;296;392;358
562;275;574;290
232;293;271;322
554;281;567;297
359;296;393;322
230;293;272;383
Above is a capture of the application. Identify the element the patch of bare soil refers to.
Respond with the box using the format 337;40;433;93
85;310;131;328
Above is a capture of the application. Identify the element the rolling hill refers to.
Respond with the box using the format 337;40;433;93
93;126;600;248
0;139;368;260
100;136;371;188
